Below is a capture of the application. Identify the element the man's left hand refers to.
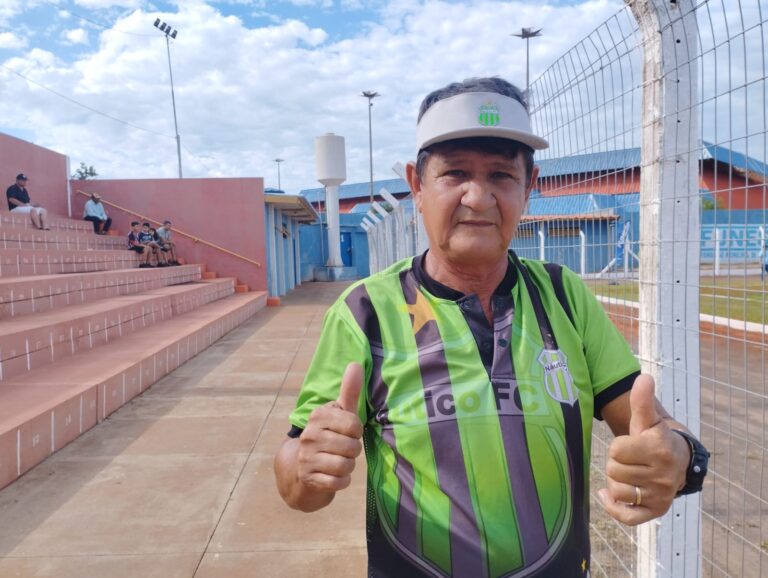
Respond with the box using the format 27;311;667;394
598;374;690;525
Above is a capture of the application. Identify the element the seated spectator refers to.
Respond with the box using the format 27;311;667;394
139;222;168;267
6;173;49;230
155;220;179;265
127;221;152;268
83;192;112;235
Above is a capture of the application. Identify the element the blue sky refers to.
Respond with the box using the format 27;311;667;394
0;0;627;192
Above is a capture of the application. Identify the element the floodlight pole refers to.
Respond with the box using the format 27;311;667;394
361;91;380;204
512;27;543;93
274;158;284;191
154;19;183;178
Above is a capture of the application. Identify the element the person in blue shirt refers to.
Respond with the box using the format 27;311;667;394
82;192;112;235
138;222;168;266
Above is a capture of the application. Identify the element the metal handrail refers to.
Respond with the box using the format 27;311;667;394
76;190;262;268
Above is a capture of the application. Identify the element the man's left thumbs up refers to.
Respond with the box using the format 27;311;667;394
598;373;690;526
629;374;662;436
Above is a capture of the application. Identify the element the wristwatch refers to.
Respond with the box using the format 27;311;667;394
672;429;710;496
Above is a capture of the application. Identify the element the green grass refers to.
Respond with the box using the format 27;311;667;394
589;275;768;325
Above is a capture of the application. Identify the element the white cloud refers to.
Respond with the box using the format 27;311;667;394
1;0;633;194
0;0;33;20
72;0;144;8
62;28;90;45
0;32;27;50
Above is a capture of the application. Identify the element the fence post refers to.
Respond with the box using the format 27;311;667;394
538;229;545;261
579;230;586;275
627;0;701;576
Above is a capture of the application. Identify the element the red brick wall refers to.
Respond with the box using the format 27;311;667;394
0;132;69;216
699;163;767;210
73;178;267;291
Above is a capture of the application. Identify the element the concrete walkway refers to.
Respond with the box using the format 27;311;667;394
0;281;367;578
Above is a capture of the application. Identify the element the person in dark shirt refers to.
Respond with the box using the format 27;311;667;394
127;221;152;268
6;173;50;230
137;222;167;267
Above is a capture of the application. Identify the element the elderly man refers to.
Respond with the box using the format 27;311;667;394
83;192;112;234
6;173;49;230
274;77;709;577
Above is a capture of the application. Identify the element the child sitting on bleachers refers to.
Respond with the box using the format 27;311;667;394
139;222;168;267
127;221;153;268
149;226;172;267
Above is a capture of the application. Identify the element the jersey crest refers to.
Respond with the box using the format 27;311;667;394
538;348;578;406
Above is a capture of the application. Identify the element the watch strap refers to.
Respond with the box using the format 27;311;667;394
671;429;710;496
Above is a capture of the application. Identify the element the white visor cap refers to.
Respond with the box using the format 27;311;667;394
416;91;549;152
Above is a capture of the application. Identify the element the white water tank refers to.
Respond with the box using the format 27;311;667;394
315;133;346;187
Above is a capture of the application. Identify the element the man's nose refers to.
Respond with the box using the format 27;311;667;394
460;180;496;211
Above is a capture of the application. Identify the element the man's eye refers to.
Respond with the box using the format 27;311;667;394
442;170;466;178
491;172;515;180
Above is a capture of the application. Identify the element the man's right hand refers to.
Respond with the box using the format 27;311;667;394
296;362;364;494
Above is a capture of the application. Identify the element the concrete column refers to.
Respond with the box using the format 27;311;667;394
325;185;343;267
267;206;279;297
294;221;302;286
287;218;296;291
276;209;286;296
629;0;701;575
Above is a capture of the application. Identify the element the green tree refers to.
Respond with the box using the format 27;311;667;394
72;162;98;180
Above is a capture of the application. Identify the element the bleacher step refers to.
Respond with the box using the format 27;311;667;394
0;265;202;319
0;248;139;277
1;211;94;234
0;278;236;381
1;227;126;251
0;290;267;490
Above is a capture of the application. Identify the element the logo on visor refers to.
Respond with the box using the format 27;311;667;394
538;348;577;406
478;101;500;126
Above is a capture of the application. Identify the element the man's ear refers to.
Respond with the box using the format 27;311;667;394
526;165;540;204
405;162;423;212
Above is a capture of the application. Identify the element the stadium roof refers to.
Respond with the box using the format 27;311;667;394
264;193;318;223
701;141;768;179
536;142;766;178
298;142;764;204
536;149;642;178
525;193;640;217
300;178;410;204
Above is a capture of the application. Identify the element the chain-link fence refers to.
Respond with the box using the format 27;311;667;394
364;0;767;575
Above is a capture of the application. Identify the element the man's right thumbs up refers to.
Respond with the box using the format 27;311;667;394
336;362;363;414
295;362;364;496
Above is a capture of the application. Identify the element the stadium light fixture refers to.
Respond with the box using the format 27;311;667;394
361;91;380;205
153;18;183;178
512;27;543;93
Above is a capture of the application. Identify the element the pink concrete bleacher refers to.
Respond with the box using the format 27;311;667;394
0;211;266;490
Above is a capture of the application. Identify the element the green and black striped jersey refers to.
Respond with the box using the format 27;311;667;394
290;252;640;578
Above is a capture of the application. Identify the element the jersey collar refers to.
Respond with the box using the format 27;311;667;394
412;250;518;301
